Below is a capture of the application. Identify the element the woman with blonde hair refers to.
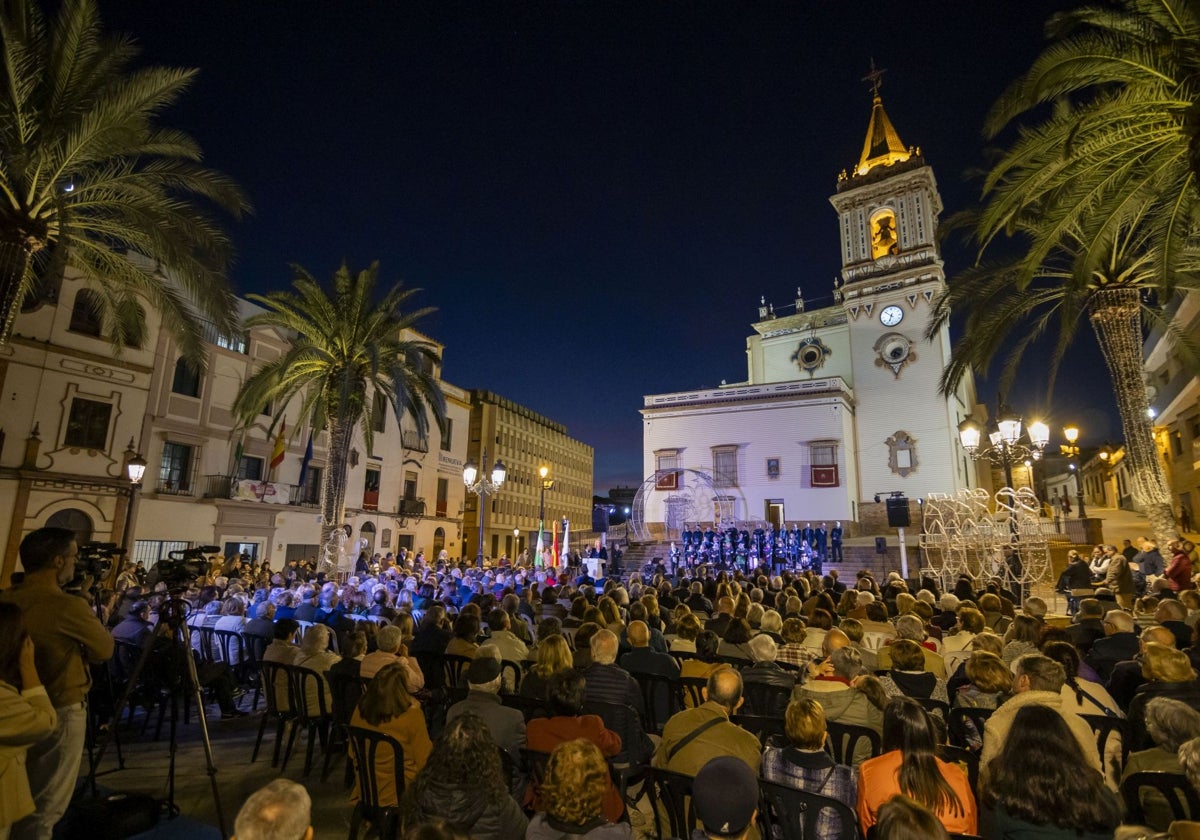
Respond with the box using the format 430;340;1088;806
520;635;573;703
596;597;623;633
762;698;856;838
1128;642;1200;749
526;739;631;838
669;613;702;654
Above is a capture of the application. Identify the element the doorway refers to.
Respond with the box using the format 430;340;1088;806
223;541;259;563
765;500;784;531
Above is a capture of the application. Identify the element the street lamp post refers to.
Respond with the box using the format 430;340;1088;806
513;527;520;560
1062;425;1086;519
958;403;1050;528
537;465;554;565
462;447;506;568
121;444;148;551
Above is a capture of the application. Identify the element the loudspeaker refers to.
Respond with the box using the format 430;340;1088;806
875;537;888;554
886;497;911;528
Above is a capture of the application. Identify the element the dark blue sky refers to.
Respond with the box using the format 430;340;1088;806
101;0;1116;492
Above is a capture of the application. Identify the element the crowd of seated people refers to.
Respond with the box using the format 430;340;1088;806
80;541;1200;838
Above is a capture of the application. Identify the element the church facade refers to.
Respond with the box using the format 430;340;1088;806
640;93;980;537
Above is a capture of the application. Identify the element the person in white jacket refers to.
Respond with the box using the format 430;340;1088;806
0;604;58;839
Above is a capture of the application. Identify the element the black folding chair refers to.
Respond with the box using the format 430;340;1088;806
323;671;370;783
346;726;406;840
1120;771;1200;825
629;671;683;733
650;766;698;840
443;654;473;688
740;680;792;717
825;721;881;766
915;696;950;721
499;660;523;694
251;661;297;766
282;667;333;777
758;778;859;840
732;714;788;749
947;706;993;751
501;693;547;722
679;676;708;708
1081;713;1132;780
936;743;980;797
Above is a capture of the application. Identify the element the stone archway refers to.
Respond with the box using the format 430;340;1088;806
45;508;94;545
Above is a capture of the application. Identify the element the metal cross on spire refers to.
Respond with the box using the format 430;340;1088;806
862;58;886;98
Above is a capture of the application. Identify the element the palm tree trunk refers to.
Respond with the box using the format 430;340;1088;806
0;236;35;344
320;418;355;564
1088;287;1179;545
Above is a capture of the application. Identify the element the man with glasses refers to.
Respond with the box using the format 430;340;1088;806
0;527;114;840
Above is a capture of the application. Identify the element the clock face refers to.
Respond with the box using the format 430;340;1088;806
880;305;904;326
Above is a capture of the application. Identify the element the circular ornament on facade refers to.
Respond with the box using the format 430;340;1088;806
790;336;832;373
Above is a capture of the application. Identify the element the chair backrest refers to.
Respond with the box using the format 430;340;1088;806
412;651;444;691
499;660;523;694
679;676;708;709
1080;714;1131;777
824;721;881;766
915;697;950;721
346;726;406;809
443;654;473;688
758;777;858;840
731;714;788;749
583;699;651;766
260;661;295;714
196;626;218;664
936;743;980;797
1120;771;1200;824
629;671;683;733
670;652;695;671
111;640;143;685
213;630;246;670
291;667;331;720
326;670;368;725
741;680;792;718
520;747;552;793
650;766;698;840
500;693;546;722
948;706;993;750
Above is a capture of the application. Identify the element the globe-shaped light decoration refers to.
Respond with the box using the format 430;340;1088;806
958;418;982;455
997;407;1022;447
491;459;507;488
1027;420;1050;459
127;453;148;485
462;460;479;487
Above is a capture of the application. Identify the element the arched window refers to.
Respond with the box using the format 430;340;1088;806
45;508;94;545
433;527;446;556
870;208;899;259
360;521;376;553
68;289;102;336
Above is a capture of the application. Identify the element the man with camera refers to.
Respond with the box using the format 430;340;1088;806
1;527;114;840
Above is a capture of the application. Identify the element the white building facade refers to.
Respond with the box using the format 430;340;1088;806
640;94;980;536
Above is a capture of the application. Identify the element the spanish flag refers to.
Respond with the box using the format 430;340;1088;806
270;420;287;470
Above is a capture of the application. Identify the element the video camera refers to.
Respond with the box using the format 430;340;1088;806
75;541;126;585
153;545;220;587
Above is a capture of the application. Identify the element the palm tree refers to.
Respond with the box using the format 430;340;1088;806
933;0;1200;544
232;262;447;560
0;0;249;359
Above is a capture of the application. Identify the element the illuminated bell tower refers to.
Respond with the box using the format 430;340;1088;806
829;66;974;506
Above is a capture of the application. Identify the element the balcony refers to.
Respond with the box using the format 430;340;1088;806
155;479;195;497
202;474;319;506
401;429;429;453
398;497;427;517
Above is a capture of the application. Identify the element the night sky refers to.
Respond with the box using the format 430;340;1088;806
99;0;1117;493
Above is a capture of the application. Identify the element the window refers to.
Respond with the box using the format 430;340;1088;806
159;442;194;493
300;467;322;505
363;467;380;510
436;477;448;517
655;450;679;491
171;358;201;397
403;470;418;501
68;289;102;336
441;418;454;452
372;392;387;433
64;398;112;450
810;441;839;487
1173;431;1184;457
712;446;738;487
237;456;263;481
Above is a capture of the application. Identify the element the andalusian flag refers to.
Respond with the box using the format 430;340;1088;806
534;529;544;568
270;420;287;472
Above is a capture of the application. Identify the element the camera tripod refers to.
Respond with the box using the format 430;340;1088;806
90;597;228;838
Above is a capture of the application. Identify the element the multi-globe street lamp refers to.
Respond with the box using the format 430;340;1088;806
958;404;1050;524
462;448;506;568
